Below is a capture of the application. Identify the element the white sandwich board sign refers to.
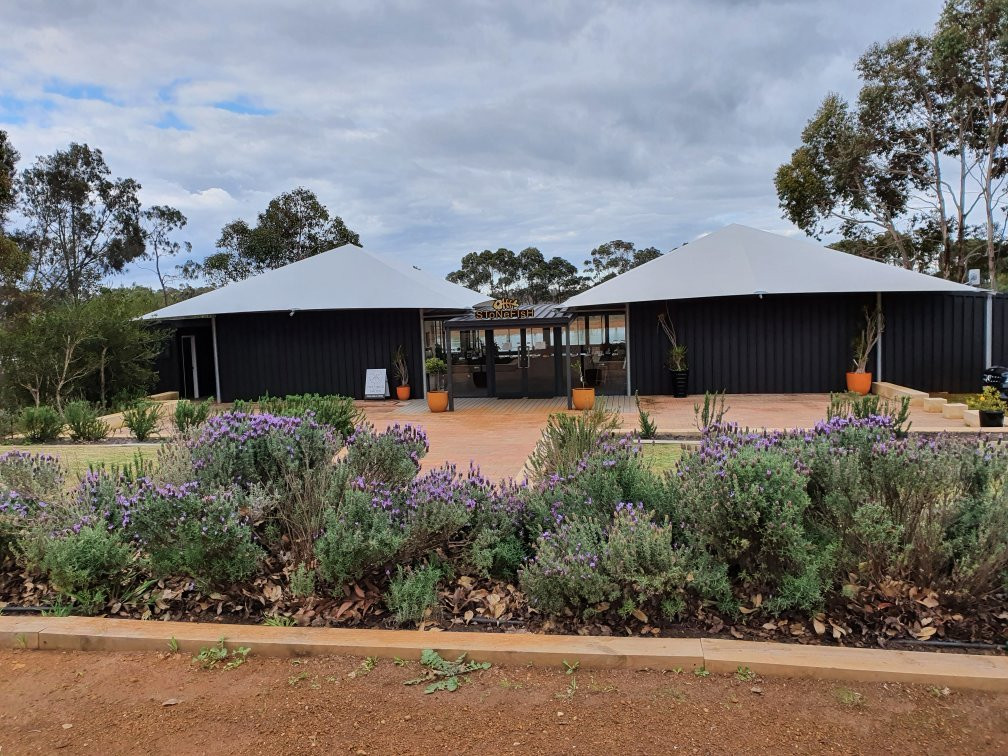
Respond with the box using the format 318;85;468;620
364;368;390;399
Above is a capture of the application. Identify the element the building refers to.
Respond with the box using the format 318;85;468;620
146;225;997;403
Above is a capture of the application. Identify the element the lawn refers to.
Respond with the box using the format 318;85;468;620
0;443;159;484
639;441;686;474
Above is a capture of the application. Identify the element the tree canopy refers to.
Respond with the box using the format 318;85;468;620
194;187;360;286
18;143;145;302
582;240;662;285
775;0;1008;284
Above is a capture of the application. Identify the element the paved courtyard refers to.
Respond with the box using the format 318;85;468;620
359;393;1003;480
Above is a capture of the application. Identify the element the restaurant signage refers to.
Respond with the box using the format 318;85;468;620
474;298;535;320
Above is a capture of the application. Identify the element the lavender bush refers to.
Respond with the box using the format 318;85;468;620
126;481;261;585
188;410;339;490
344;422;429;489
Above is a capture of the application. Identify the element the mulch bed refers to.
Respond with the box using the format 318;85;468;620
3;556;1005;654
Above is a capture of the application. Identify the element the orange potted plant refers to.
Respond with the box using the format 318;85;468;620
847;306;883;395
571;360;595;410
425;357;449;412
391;345;411;400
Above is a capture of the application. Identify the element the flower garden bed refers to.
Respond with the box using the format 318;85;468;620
2;402;1007;654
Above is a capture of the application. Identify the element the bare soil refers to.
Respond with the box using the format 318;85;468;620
1;647;1007;755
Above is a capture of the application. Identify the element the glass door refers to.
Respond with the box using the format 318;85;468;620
491;327;557;398
492;327;523;397
525;327;555;397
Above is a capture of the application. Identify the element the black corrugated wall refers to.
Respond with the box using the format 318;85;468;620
629;291;988;395
629;294;873;394
880;293;986;392
215;309;424;402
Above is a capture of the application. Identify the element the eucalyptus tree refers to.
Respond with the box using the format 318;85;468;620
197;187;359;285
18;143;144;301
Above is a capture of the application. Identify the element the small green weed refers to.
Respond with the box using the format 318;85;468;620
693;666;710;678
348;656;378;679
735;665;756;682
403;649;491;694
262;615;296;627
288;671;309;686
193;638;250;670
41;601;72;617
393;656;410;667
15;633;27;650
835;687;865;707
167;636;179;654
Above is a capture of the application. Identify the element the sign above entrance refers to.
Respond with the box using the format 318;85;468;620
474;298;535;320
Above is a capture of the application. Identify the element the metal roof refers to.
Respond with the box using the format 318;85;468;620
444;303;574;329
141;244;485;319
563;224;979;308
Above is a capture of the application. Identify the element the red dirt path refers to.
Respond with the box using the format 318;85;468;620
1;648;1006;755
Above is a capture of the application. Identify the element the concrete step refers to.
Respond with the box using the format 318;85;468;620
964;409;980;428
942;402;967;419
923;397;948;413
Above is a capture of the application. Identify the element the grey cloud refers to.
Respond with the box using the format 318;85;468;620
0;0;946;289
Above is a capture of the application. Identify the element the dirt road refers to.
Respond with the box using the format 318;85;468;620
1;648;1006;755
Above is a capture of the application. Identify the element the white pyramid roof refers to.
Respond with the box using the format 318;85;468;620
564;224;977;307
142;244;485;319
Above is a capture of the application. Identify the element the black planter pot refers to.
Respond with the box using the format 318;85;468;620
670;369;689;398
979;410;1004;428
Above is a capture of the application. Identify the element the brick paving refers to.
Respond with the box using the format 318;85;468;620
359;392;1005;481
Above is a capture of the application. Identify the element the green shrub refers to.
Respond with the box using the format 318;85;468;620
127;482;261;585
520;505;730;616
635;392;657;439
122;400;163;441
827;392;911;435
289;563;316;597
20;405;64;442
315;489;404;586
257;393;362;437
344;423;429;489
173;399;214;434
39;524;133;607
385;563;442;625
0;450;67;497
526;401;622;483
0;408;16;440
63;400;110;442
668;441;827;612
187;411;339;490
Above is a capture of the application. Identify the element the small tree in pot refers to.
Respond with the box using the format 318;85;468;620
571;359;595;410
391;345;411;400
424;357;449;412
658;311;689;398
848;305;883;395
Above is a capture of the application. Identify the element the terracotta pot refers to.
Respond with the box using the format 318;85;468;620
572;387;596;410
845;371;872;395
396;385;411;401
426;390;449;413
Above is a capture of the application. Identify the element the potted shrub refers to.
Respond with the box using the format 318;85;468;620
658;311;689;398
847;306;883;395
571;360;595;410
391;345;411;400
667;344;688;398
967;387;1007;427
424;357;449;412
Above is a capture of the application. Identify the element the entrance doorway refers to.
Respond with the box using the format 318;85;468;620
491;327;556;398
180;334;200;398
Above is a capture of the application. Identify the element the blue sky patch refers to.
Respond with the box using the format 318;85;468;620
155;111;192;130
212;97;274;116
43;79;116;103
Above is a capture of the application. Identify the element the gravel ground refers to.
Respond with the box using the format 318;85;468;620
1;648;1006;755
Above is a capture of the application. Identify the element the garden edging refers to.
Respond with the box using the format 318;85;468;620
3;616;1007;691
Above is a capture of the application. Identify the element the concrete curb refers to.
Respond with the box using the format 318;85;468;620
3;616;1008;690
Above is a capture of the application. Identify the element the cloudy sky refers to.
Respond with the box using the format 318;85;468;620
1;0;944;286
